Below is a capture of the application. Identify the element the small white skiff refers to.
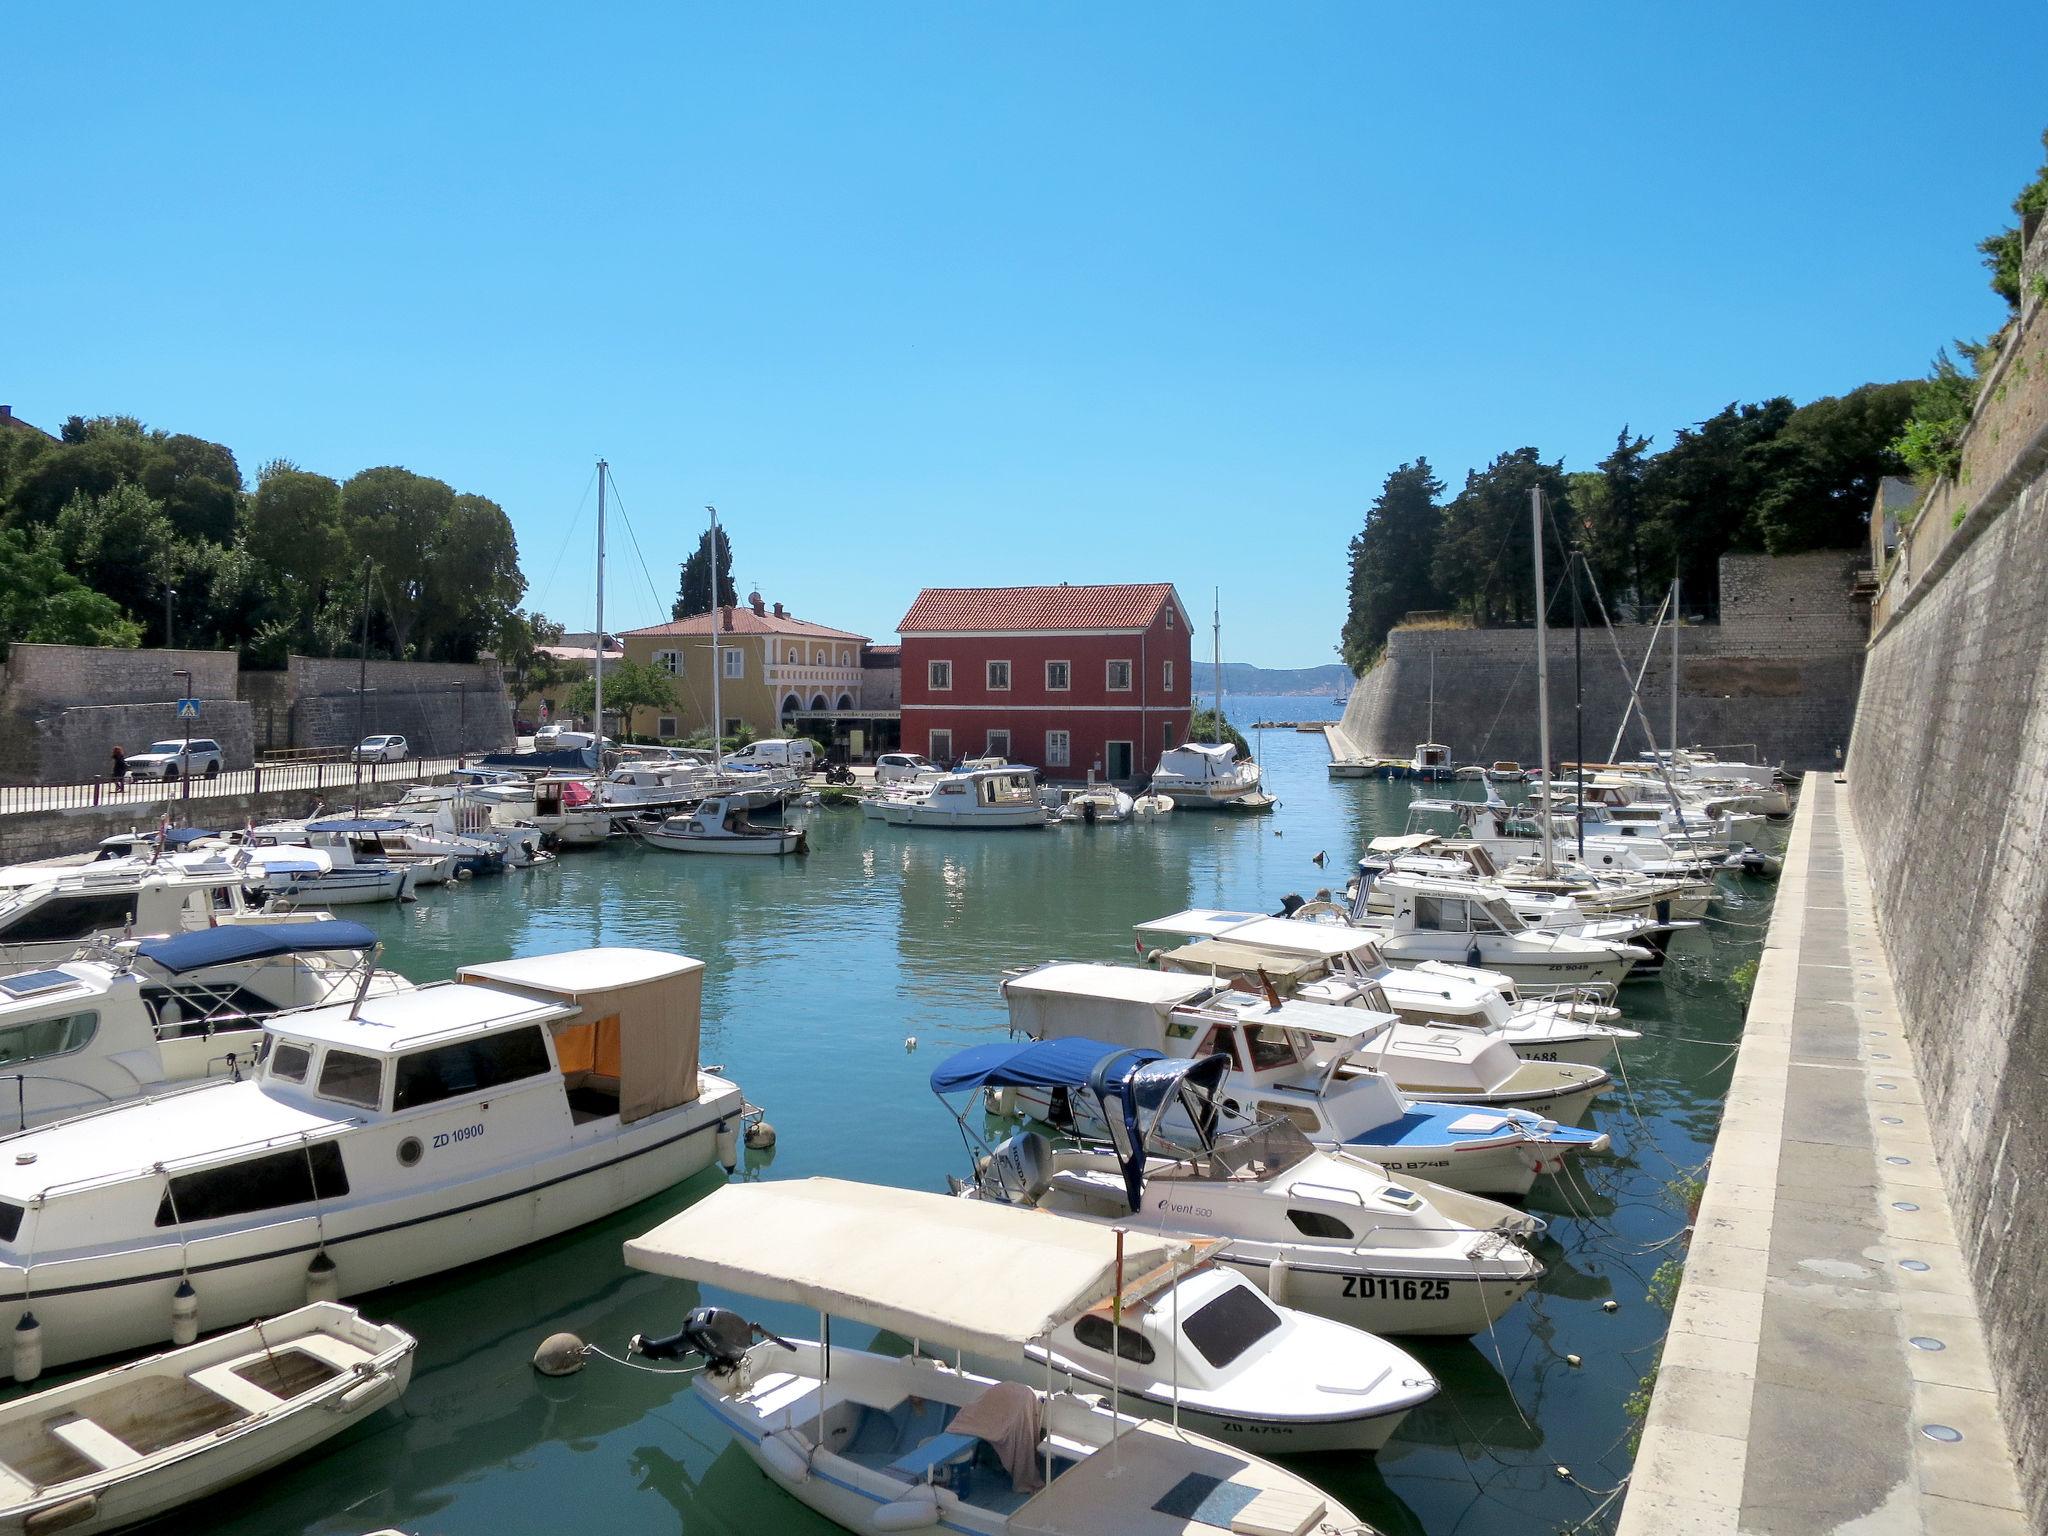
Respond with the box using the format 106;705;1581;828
0;1303;413;1536
640;798;807;856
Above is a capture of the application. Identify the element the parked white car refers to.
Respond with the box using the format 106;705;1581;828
725;738;818;773
874;751;940;785
535;726;599;751
124;739;223;780
353;734;410;763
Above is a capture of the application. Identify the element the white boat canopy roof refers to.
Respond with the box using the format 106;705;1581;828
1367;834;1442;854
1003;963;1213;1009
624;1178;1196;1355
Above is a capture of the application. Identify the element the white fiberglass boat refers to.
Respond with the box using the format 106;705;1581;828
0;860;274;971
640;797;807;856
0;947;747;1374
0;920;404;1130
1147;743;1261;808
1003;963;1607;1196
623;1179;1381;1534
1048;785;1135;825
1351;870;1648;990
878;767;1052;830
933;1038;1545;1336
0;1303;413;1535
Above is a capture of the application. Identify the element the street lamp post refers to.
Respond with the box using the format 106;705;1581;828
164;586;177;649
172;668;192;805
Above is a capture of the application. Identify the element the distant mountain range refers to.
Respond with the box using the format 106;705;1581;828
1203;662;1354;697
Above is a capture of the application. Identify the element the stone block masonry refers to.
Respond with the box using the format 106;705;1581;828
1336;551;1867;771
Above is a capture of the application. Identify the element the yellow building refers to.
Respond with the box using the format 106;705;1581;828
620;596;869;741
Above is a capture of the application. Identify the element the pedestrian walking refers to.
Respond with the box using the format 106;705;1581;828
108;743;127;796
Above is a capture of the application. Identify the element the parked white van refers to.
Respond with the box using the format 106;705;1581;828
725;738;817;773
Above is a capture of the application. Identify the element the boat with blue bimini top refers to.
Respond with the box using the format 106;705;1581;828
0;947;749;1376
1002;963;1607;1197
622;1177;1381;1534
933;1037;1546;1338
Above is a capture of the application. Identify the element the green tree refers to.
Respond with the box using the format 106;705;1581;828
246;467;349;624
1639;400;1796;613
50;483;182;637
1432;448;1574;626
1580;429;1654;610
1748;381;1918;552
341;466;454;657
497;610;569;702
1339;459;1445;671
140;433;242;545
1978;128;2048;309
566;655;676;719
1183;707;1250;756
673;525;736;619
419;492;525;660
1890;352;1979;482
0;525;141;654
7;423;158;526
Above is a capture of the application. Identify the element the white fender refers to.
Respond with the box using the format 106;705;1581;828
759;1429;810;1483
872;1483;954;1531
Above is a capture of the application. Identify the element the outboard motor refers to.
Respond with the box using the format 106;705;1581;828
632;1307;795;1372
976;1129;1053;1204
1274;892;1306;918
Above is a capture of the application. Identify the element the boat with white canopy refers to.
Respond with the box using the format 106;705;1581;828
934;1038;1545;1337
0;947;747;1374
623;1178;1378;1534
0;1303;412;1534
1147;743;1262;809
639;797;807;856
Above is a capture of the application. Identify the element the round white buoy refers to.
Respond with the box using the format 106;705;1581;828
716;1120;739;1172
532;1332;589;1377
1565;1353;1583;1368
1602;1300;1619;1313
744;1120;777;1150
171;1280;200;1346
903;1035;918;1053
306;1250;340;1303
12;1312;41;1384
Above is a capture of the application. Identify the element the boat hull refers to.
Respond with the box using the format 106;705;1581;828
642;830;804;855
879;805;1048;830
0;1080;745;1372
1222;1245;1538;1337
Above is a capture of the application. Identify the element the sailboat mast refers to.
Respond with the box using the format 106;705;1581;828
1212;588;1222;745
594;459;607;746
707;505;724;774
1531;488;1555;875
1572;550;1584;860
1428;646;1436;748
1669;576;1680;756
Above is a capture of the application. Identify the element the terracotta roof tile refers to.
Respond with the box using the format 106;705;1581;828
898;584;1179;634
623;608;869;642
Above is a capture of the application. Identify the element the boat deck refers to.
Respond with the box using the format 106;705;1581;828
1012;1419;1330;1536
1618;776;2028;1534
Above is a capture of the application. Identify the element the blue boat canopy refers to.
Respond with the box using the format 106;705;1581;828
928;1036;1155;1097
135;920;381;974
305;818;413;834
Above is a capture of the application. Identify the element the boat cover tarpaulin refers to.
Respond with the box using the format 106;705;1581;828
458;948;701;1123
623;1178;1191;1355
136;921;381;974
927;1036;1154;1097
305;818;413;834
1152;940;1328;990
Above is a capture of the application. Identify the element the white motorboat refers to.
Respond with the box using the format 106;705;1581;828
1483;761;1529;784
1147;743;1261;808
1049;785;1134;825
0;1303;413;1535
1347;870;1648;990
1003;963;1608;1196
227;821;419;904
1134;910;1639;1068
0;859;275;971
640;797;808;856
1130;792;1174;817
0;946;748;1374
530;778;615;847
623;1179;1380;1533
933;1038;1546;1337
0;920;404;1130
877;767;1052;830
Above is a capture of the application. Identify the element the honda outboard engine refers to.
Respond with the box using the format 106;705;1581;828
631;1307;794;1373
976;1129;1053;1204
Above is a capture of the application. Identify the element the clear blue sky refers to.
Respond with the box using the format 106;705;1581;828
8;3;2040;666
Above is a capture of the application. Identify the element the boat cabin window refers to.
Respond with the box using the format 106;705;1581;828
146;984;278;1036
155;1141;349;1226
1073;1312;1157;1365
0;893;137;943
1478;898;1521;933
0;1010;97;1066
0;1203;21;1243
269;1041;313;1083
317;1048;385;1109
1194;1024;1246;1071
1258;1099;1323;1136
1287;1208;1354;1240
1243;1025;1305;1072
392;1025;552;1111
1412;895;1471;932
1180;1283;1283;1369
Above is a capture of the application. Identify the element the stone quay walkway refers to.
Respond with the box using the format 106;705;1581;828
1618;775;2026;1534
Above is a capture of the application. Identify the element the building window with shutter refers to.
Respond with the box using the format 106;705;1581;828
930;728;953;761
655;650;681;676
724;649;744;679
658;716;678;738
987;660;1011;691
986;729;1011;759
1046;730;1070;767
1106;660;1132;691
1163;659;1173;692
1045;660;1070;691
929;660;952;691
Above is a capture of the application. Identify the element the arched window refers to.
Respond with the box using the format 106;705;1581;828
813;648;825;665
783;694;802;718
810;694;828;711
840;649;851;666
787;647;798;663
836;693;853;710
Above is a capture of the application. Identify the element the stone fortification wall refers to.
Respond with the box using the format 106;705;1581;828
282;655;513;757
5;645;238;708
38;702;256;782
1337;551;1867;770
1845;251;2048;1526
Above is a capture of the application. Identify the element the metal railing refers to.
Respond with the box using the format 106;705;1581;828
0;755;468;818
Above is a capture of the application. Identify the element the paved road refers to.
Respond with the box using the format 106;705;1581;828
2;756;467;816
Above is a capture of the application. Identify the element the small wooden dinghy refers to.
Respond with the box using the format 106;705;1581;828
0;1303;414;1535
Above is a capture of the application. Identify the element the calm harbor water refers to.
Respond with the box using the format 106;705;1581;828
188;696;1768;1536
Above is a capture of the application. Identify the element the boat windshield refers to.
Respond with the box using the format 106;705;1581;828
1204;1117;1315;1179
1244;1024;1306;1072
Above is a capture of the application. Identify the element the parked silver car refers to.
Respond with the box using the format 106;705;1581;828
124;738;224;780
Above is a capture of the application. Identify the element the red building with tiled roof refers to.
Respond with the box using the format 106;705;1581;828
897;583;1193;781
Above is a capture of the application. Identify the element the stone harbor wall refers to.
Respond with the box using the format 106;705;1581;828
1844;256;2048;1530
0;646;515;783
1337;550;1867;771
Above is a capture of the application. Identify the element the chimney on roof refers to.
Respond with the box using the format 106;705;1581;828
749;590;765;615
722;606;734;632
772;601;786;618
